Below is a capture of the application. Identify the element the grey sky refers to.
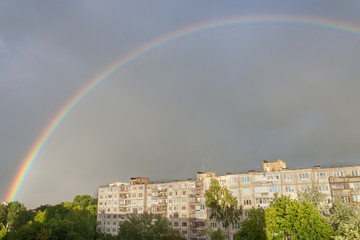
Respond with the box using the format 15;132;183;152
1;1;360;207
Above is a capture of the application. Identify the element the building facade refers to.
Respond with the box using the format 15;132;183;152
97;159;360;239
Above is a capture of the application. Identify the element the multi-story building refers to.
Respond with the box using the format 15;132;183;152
97;159;360;239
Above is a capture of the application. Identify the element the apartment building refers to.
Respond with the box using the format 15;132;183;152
97;159;360;240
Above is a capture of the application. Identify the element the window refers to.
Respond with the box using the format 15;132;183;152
139;193;143;197
182;191;187;195
272;185;280;193
242;188;251;194
229;188;238;195
232;223;240;229
182;222;187;227
285;186;294;192
317;172;326;179
335;184;346;189
242;177;250;183
352;170;359;176
299;173;309;179
181;183;186;188
132;193;136;197
182;230;187;235
174;222;179;227
243;199;251;206
353;195;360;202
334;171;344;177
255;186;271;193
283;174;292;180
267;174;280;181
301;185;310;192
113;222;117;225
169;207;172;210
220;179;226;184
256;197;270;205
319;185;329;192
182;206;186;210
211;222;217;228
341;196;350;203
229;177;236;183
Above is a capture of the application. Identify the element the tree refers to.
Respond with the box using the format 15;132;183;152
205;178;242;237
72;195;97;208
234;207;266;240
265;195;333;240
0;223;6;240
0;204;7;226
6;201;28;232
299;182;327;213
328;198;360;240
207;227;226;240
117;212;186;240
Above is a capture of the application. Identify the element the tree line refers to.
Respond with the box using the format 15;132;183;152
0;180;359;240
206;179;360;240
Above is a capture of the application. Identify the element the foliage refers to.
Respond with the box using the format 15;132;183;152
205;178;242;230
0;205;7;226
299;182;327;212
208;227;226;240
328;198;360;240
2;195;98;240
96;233;118;240
265;195;333;240
0;223;6;240
117;212;186;240
6;201;33;232
235;207;266;240
72;195;97;208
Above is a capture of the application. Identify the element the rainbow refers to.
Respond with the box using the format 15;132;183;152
5;15;360;202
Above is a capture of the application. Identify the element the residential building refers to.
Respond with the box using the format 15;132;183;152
97;159;360;239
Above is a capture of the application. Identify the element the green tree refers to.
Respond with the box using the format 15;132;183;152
6;201;29;232
64;208;96;240
265;195;333;240
234;207;266;240
96;233;118;240
0;204;7;226
0;223;6;240
207;227;226;240
205;178;242;237
117;212;186;240
72;195;97;208
299;182;327;212
328;198;360;240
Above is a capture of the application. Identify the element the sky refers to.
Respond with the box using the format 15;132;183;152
1;0;360;207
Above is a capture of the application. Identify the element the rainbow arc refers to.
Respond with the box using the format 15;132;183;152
5;15;360;202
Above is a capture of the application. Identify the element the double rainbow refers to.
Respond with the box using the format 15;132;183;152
5;15;360;202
